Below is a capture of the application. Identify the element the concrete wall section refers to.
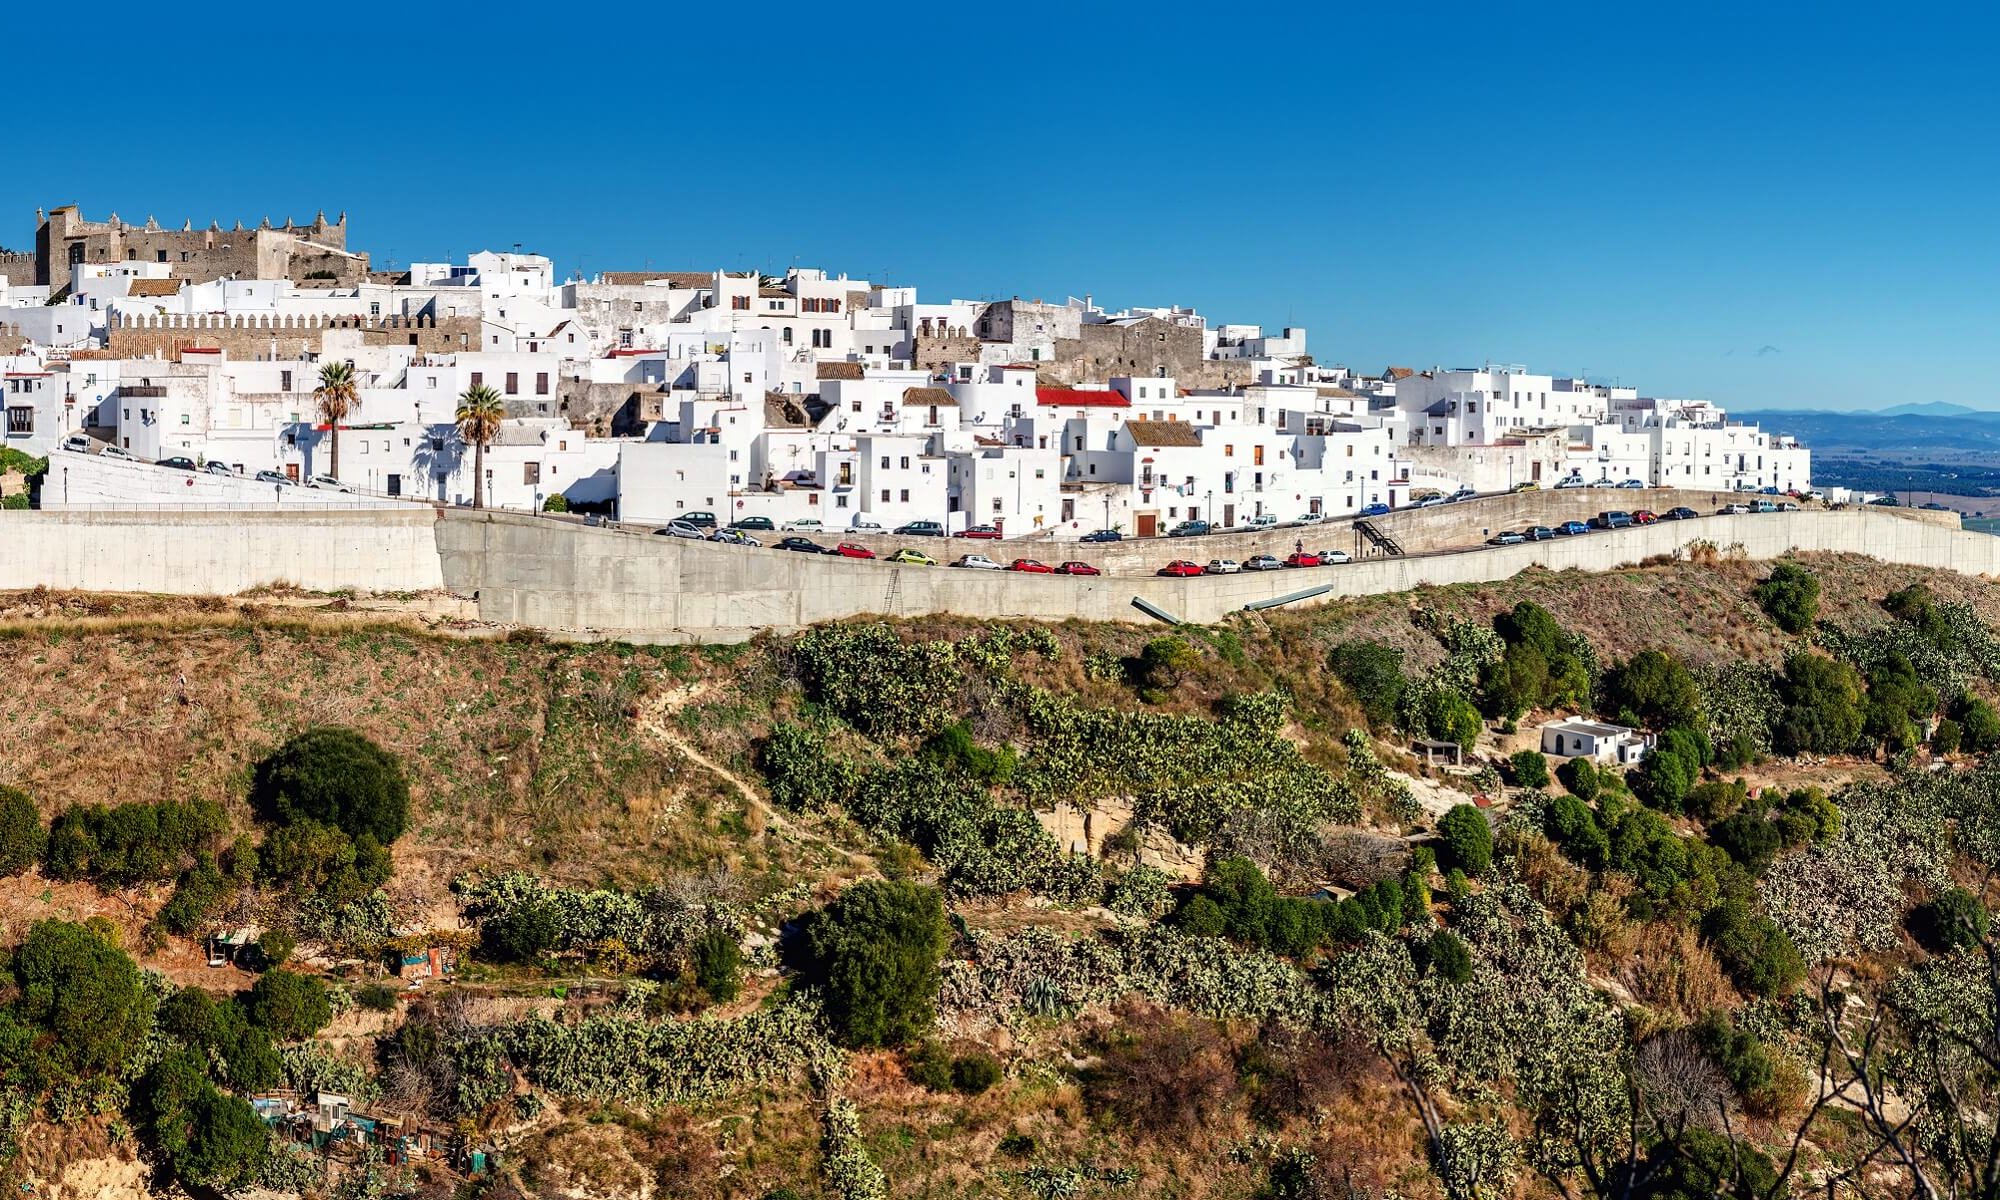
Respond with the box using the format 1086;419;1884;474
0;509;445;594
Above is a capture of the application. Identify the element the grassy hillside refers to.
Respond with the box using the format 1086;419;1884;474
0;551;1995;1198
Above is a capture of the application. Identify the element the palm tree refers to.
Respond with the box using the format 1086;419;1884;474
454;383;505;508
312;361;360;480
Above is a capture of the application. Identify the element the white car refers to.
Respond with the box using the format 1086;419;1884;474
203;461;237;477
1294;513;1326;525
1321;549;1352;564
952;553;1002;570
60;434;92;453
1553;477;1586;489
1205;559;1242;575
781;518;825;532
850;519;884;531
1239;514;1278;529
100;445;135;460
307;474;351;492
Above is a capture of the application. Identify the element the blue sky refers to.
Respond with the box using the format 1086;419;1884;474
11;2;1995;410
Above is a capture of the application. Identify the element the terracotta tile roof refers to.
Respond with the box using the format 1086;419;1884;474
598;270;713;288
1316;386;1360;398
1125;419;1202;447
901;386;957;407
1036;386;1128;408
1384;366;1415;381
127;279;181;297
816;361;864;381
758;287;791;298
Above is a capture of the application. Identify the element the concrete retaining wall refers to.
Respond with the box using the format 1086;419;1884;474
0;509;446;594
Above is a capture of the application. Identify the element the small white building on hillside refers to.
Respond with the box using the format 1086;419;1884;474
1540;718;1653;765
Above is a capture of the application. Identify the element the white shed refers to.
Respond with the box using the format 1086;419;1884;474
1540;719;1653;765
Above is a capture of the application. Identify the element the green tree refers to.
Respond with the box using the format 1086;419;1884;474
312;360;360;480
1508;750;1551;789
1960;697;2000;753
258;819;391;907
1772;652;1865;755
10;919;153;1078
140;1048;270;1192
1421;688;1484;751
480;899;559;963
1438;804;1493;874
455;382;506;508
805;880;950;1048
1422;930;1474;984
1328;641;1405;728
0;784;44;876
1862;653;1937;754
1753;561;1822;635
693;927;742;1003
244;968;332;1041
1602;650;1703;730
1556;756;1602;802
253;727;410;844
1704;898;1804;997
1912;887;1989;953
1631;1127;1787;1200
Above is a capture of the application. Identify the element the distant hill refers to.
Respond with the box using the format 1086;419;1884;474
1735;408;2000;455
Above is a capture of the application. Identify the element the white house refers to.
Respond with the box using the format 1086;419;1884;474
1540;719;1653;765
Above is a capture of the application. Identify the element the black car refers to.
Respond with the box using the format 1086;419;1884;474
1660;506;1700;521
157;456;198;471
893;520;945;536
729;516;776;531
775;536;831;554
1166;520;1212;537
680;511;718;528
1080;529;1123;543
1589;511;1634;530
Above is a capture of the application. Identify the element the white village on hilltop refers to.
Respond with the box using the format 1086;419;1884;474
0;206;1809;533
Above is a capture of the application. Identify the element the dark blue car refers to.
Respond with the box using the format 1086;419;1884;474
1556;520;1590;536
1080;529;1123;543
1359;503;1392;517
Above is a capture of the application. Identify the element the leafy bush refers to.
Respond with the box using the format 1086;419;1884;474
1543;793;1609;870
1480;603;1595;718
1912;887;1989;952
41;798;225;887
10;919;153;1079
1508;750;1551;789
1328;641;1405;728
258;818;391;908
0;785;44;876
1934;717;1964;755
1105;864;1173;920
950;1051;1002;1094
920;721;1017;786
905;1040;954;1091
1421;930;1474;984
139;1048;270;1192
1602;650;1703;731
252;930;295;970
1419;688;1483;751
253;727;411;844
1754;562;1821;634
1703;898;1804;997
1630;1127;1785;1200
692;927;742;1003
482;898;560;963
1556;756;1602;801
1438;804;1493;874
245;969;333;1041
354;983;401;1011
760;721;860;813
541;494;569;512
1960;697;2000;753
1773;651;1865;755
805;880;950;1048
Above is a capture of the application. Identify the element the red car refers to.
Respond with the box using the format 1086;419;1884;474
1055;561;1100;576
1158;560;1203;577
1284;552;1322;568
954;525;1002;539
1630;510;1659;525
1008;558;1053;573
834;542;876;559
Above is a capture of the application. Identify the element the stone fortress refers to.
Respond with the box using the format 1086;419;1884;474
30;204;370;289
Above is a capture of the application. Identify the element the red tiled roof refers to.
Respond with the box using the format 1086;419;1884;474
1036;387;1128;408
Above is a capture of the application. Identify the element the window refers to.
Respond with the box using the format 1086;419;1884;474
281;370;293;391
900;489;910;502
731;295;750;310
879;456;890;469
505;372;518;393
881;489;891;502
524;463;540;484
180;413;189;425
426;376;437;388
536;372;549;395
5;408;30;434
470;372;482;387
1224;444;1234;457
900;456;911;469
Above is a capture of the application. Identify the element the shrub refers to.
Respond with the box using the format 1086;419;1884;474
482;899;560;963
1422;930;1474;984
10;919;153;1078
1603;650;1704;731
1508;750;1551;789
1934;717;1964;755
253;727;411;844
1139;636;1199;694
1960;697;2000;753
1754;562;1821;635
140;1048;270;1192
1912;887;1989;953
1557;756;1601;801
950;1051;1002;1094
759;721;860;813
1421;688;1483;751
919;722;1017;787
1438;804;1493;874
1704;899;1804;997
906;1041;953;1091
1543;794;1609;870
0;785;44;876
805;880;950;1048
354;983;401;1011
1707;809;1784;876
1773;652;1865;755
41;798;225;887
252;930;295;971
1328;641;1406;728
1632;1126;1785;1200
258;819;391;908
692;927;742;1003
541;494;569;512
245;968;333;1041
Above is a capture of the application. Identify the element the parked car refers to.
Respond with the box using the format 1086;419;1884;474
203;461;237;476
654;520;706;539
1240;514;1279;529
1759;486;1781;495
1556;520;1590;536
955;524;1002;539
253;469;292;485
850;519;885;531
1662;506;1700;520
1294;512;1327;525
728;515;775;531
60;434;92;453
1919;501;1951;511
894;520;945;536
1284;551;1321;568
1447;488;1478;503
952;553;1002;570
775;536;831;553
681;511;718;528
1054;561;1100;576
1777;502;1800;512
1866;496;1900;507
710;529;761;547
307;474;350;492
1167;520;1212;537
1358;503;1391;517
1157;560;1204;577
1554;476;1587;489
1718;502;1750;515
1616;479;1646;489
887;548;936;566
1511;480;1539;492
1487;530;1528;546
158;456;198;471
1319;549;1353;564
1414;495;1446;508
833;542;875;559
1589;477;1617;488
781;518;824;532
1525;525;1556;540
1631;510;1659;525
1080;528;1123;543
1751;500;1777;513
100;445;135;460
1243;554;1285;571
1008;559;1053;573
1590;511;1634;530
1205;559;1242;575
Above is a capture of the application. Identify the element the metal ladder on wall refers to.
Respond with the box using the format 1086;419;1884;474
884;568;902;614
1353;520;1404;557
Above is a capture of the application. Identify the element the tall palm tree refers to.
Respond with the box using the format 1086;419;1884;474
312;361;360;480
455;383;505;508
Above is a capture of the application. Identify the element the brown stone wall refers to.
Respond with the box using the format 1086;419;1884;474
1027;315;1256;389
34;207;364;285
106;314;478;360
910;332;980;373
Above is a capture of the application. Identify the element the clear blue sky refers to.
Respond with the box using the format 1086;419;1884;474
12;2;1995;411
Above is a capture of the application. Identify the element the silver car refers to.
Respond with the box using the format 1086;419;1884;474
654;520;706;539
